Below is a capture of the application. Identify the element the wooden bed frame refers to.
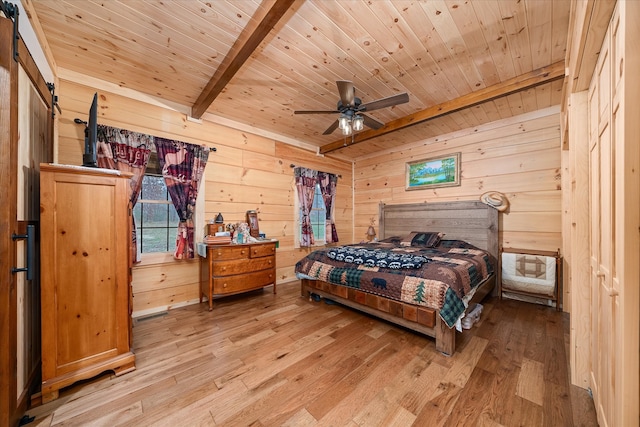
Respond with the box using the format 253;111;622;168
300;200;499;356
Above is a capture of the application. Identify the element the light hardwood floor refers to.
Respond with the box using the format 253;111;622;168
28;281;598;426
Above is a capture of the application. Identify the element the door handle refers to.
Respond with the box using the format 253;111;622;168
12;224;35;281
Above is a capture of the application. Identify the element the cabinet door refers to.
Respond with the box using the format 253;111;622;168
610;3;639;425
586;4;640;425
588;8;632;425
589;25;615;427
588;82;602;413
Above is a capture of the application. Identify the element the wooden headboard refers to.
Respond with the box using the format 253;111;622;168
378;200;499;263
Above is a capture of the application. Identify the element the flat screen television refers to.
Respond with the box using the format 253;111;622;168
81;93;98;167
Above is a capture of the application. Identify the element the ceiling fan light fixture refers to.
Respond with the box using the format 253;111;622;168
352;115;364;131
338;115;350;130
294;80;408;136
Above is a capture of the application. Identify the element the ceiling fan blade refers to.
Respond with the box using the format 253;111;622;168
294;110;338;114
360;92;409;112
322;119;340;135
336;80;355;107
361;114;384;130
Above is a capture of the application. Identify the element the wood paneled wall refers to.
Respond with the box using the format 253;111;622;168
56;79;353;317
56;79;561;315
352;107;563;293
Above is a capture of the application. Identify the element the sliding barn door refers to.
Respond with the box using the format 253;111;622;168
0;15;19;426
587;3;640;426
0;11;53;426
17;62;51;403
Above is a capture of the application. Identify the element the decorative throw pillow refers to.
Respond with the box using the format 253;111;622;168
378;236;403;244
400;231;444;248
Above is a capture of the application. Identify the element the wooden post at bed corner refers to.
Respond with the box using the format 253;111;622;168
435;315;456;356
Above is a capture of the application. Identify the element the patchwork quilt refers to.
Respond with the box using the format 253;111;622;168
295;240;494;328
501;252;556;296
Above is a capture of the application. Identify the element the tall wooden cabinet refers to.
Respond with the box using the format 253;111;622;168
39;164;136;403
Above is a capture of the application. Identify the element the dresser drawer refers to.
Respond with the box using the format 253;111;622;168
213;269;276;295
208;245;251;261
249;242;276;258
212;256;274;276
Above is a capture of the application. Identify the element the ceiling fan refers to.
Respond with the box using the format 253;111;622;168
294;80;409;136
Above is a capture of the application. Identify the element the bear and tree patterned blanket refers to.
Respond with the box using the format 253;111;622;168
295;240;494;328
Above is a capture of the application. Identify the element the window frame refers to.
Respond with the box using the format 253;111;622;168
133;173;179;255
132;149;206;263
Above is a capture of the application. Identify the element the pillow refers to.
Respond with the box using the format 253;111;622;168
400;231;444;248
378;236;403;244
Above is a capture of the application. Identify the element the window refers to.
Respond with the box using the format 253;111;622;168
298;182;326;245
133;151;178;254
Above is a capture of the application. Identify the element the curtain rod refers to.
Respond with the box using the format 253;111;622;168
290;164;341;179
87;121;218;152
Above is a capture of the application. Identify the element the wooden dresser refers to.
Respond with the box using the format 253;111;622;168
200;241;277;310
39;164;135;403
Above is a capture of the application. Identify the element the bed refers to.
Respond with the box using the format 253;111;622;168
296;200;498;356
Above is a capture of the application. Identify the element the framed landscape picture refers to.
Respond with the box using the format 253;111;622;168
406;152;461;190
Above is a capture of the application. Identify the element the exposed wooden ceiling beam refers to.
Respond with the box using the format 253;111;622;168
191;0;298;119
320;61;566;155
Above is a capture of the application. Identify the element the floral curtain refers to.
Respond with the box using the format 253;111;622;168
154;138;210;259
96;124;151;263
294;167;318;247
318;171;339;243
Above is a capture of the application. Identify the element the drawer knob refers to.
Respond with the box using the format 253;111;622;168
268;260;272;265
241;250;246;255
221;266;226;271
253;250;258;255
223;283;227;288
216;251;222;256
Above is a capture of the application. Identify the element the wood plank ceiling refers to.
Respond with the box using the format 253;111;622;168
27;0;570;159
